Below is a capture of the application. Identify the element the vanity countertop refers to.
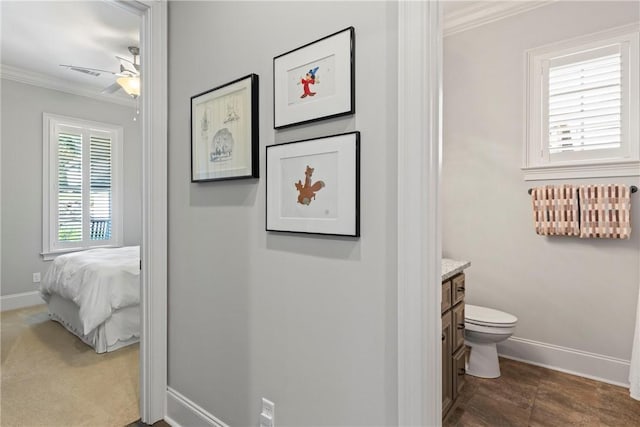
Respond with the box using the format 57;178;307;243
442;258;471;281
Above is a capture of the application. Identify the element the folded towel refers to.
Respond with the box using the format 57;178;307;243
531;185;580;236
579;185;631;239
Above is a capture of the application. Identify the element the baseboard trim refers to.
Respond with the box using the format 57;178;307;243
0;291;44;312
498;336;631;387
166;387;229;427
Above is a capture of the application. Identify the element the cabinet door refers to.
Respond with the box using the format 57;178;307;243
452;303;465;352
453;346;466;400
452;273;465;306
441;280;452;313
442;311;453;415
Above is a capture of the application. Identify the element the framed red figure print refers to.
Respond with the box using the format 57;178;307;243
273;27;355;129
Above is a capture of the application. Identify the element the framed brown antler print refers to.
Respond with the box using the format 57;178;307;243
266;132;360;237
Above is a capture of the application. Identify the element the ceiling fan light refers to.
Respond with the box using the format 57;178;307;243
117;76;140;98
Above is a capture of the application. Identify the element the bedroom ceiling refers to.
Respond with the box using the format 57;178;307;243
0;1;140;100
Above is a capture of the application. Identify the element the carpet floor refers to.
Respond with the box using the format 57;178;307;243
1;304;139;426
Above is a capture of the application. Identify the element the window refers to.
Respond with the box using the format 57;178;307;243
43;114;123;258
523;24;639;180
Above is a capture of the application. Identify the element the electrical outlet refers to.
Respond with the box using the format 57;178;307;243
32;272;41;283
259;413;273;427
260;398;275;427
261;398;275;419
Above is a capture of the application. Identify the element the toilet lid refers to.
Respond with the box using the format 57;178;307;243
465;304;517;327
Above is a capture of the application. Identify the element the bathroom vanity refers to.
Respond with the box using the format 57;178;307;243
441;258;470;418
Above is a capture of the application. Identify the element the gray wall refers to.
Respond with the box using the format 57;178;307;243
443;1;640;360
1;79;142;296
168;1;398;425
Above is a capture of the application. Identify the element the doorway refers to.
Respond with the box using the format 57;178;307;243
0;1;166;424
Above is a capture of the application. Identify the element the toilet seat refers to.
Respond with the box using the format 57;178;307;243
465;304;517;328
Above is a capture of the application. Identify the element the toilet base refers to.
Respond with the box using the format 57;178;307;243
465;341;501;378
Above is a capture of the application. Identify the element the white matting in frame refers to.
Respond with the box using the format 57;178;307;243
273;27;355;129
191;74;259;182
266;132;360;237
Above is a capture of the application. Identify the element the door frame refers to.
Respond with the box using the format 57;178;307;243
113;1;168;423
397;1;442;425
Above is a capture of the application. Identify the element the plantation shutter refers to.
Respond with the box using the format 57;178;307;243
57;132;83;242
547;45;622;154
90;134;112;240
44;114;122;256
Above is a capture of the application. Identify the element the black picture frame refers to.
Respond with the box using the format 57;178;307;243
273;27;355;129
266;131;360;237
191;74;259;182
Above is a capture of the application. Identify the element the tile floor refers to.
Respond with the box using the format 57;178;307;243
444;358;640;426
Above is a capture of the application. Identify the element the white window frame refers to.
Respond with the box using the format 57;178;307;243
42;113;123;259
523;24;640;181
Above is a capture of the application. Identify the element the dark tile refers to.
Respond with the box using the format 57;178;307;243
456;375;480;406
446;358;639;427
529;382;600;426
473;374;538;411
457;391;531;426
498;358;545;388
594;382;640;427
444;405;489;427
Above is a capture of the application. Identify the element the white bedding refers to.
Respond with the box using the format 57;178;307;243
40;246;140;335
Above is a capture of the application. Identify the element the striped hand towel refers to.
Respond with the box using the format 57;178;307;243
579;185;631;239
531;185;580;236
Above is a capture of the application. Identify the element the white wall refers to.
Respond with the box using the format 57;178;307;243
443;0;640;366
168;1;398;425
0;79;142;296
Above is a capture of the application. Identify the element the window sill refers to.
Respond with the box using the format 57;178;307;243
522;160;640;181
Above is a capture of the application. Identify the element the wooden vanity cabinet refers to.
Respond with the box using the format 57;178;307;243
441;280;452;313
442;272;466;419
453;346;466;396
441;311;453;415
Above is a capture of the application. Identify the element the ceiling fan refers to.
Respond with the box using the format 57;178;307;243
60;46;141;98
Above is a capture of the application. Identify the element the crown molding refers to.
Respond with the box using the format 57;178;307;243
0;64;136;107
444;1;557;37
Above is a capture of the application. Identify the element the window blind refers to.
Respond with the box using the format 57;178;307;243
90;135;112;240
57;132;83;242
548;52;622;154
44;113;123;255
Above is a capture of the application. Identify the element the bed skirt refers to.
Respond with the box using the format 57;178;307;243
47;294;140;353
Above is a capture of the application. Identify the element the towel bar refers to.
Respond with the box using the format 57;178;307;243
527;186;637;195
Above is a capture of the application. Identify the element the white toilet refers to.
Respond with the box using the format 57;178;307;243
464;304;517;378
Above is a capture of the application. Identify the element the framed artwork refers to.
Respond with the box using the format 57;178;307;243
266;132;360;237
273;27;355;129
191;74;259;182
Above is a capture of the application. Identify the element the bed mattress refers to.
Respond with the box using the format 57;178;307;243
40;246;140;332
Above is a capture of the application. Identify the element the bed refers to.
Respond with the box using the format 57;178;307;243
39;246;140;353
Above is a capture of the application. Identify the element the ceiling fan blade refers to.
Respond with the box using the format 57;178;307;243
117;58;139;75
101;82;122;94
60;64;118;76
115;55;134;65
